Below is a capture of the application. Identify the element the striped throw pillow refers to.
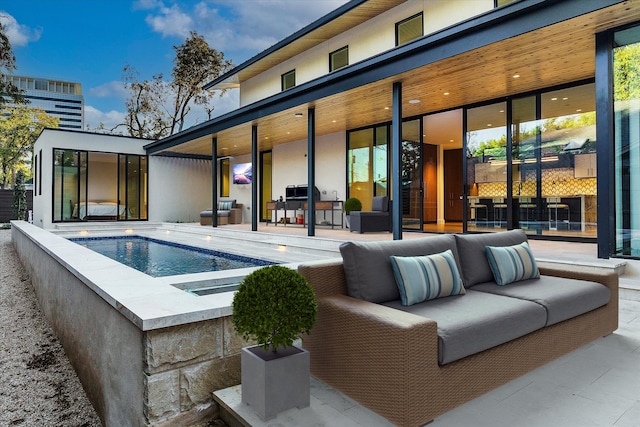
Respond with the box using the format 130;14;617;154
485;241;540;286
218;201;233;210
390;250;465;306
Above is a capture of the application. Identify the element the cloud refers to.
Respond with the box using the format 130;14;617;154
88;81;129;99
144;4;194;39
141;0;349;60
0;12;42;47
84;105;126;133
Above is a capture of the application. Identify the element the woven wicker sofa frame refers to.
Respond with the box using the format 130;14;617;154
298;259;618;427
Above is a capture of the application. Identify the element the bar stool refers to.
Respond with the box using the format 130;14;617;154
492;197;507;228
469;198;488;226
519;197;536;228
547;197;570;230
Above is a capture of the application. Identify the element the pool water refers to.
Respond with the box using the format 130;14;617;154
70;236;275;277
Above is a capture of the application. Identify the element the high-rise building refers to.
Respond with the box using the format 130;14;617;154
6;75;84;129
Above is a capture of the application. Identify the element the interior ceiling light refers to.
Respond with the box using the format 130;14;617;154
409;99;421;104
384;106;390;110
294;113;303;118
551;97;558;101
512;74;520;78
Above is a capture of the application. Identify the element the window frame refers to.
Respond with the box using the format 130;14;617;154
395;13;423;46
281;69;296;91
329;46;349;72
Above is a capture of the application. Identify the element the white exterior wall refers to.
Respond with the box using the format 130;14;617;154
240;0;493;106
271;132;346;201
147;156;213;223
33;129;146;229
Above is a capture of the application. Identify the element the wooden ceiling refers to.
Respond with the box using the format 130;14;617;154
160;1;640;159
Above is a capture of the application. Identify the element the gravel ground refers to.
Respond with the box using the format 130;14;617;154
0;228;102;426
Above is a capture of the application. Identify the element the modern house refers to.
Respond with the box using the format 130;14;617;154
35;0;640;260
6;75;85;129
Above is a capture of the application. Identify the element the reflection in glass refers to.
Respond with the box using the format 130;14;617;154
614;26;640;256
402;119;422;230
466;102;507;231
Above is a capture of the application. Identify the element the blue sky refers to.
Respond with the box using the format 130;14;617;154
1;0;348;131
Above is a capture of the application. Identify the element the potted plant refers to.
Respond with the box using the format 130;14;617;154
232;265;318;421
344;197;362;228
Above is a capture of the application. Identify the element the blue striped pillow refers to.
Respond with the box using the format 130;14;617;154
390;250;465;306
485;241;540;286
218;201;233;210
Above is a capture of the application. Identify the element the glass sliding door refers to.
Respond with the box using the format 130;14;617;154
466;102;507;231
540;84;596;237
512;95;544;234
614;26;640;256
118;154;148;221
401;119;422;230
347;126;389;210
53;149;86;222
260;151;272;221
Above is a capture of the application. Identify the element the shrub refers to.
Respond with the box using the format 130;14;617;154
232;265;317;352
344;197;362;215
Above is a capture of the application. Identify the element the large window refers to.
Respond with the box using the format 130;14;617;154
329;46;349;71
613;26;640;257
396;13;423;46
281;70;296;91
53;150;147;222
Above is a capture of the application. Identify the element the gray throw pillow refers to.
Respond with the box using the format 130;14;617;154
339;234;461;303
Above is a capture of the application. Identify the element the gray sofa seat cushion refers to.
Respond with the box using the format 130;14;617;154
339;234;462;303
217;210;231;217
455;229;529;287
382;290;547;365
472;276;610;326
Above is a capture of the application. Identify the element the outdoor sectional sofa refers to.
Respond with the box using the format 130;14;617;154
200;198;243;225
298;229;618;427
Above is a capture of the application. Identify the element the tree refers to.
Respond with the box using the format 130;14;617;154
120;31;233;139
0;106;59;188
0;20;26;106
12;169;26;220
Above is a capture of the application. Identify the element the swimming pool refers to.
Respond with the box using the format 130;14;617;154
70;236;275;277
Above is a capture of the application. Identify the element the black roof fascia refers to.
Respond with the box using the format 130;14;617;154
203;0;369;90
146;0;624;155
153;151;212;161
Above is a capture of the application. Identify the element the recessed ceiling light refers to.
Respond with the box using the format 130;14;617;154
499;110;505;113
576;109;582;112
512;74;520;78
384;106;389;110
332;120;337;123
487;124;493;127
264;136;269;139
294;113;303;118
551;97;558;101
443;92;450;96
450;139;454;142
409;99;421;104
563;97;569;100
287;131;290;134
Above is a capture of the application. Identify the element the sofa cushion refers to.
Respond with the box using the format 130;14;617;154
454;229;528;287
218;210;231;217
382;290;547;364
485;241;539;286
339;235;461;303
472;275;611;326
390;250;465;306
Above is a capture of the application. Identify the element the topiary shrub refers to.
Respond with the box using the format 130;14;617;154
344;197;362;215
232;265;318;352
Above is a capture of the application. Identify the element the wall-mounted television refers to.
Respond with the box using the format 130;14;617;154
232;163;252;184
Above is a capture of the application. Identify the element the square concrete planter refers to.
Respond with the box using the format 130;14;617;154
241;345;310;421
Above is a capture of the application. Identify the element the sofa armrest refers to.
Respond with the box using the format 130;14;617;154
303;293;439;426
298;258;348;298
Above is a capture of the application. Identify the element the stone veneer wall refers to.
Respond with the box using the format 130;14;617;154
11;222;247;426
143;317;246;425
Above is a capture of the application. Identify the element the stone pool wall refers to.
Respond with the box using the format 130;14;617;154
11;221;247;426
